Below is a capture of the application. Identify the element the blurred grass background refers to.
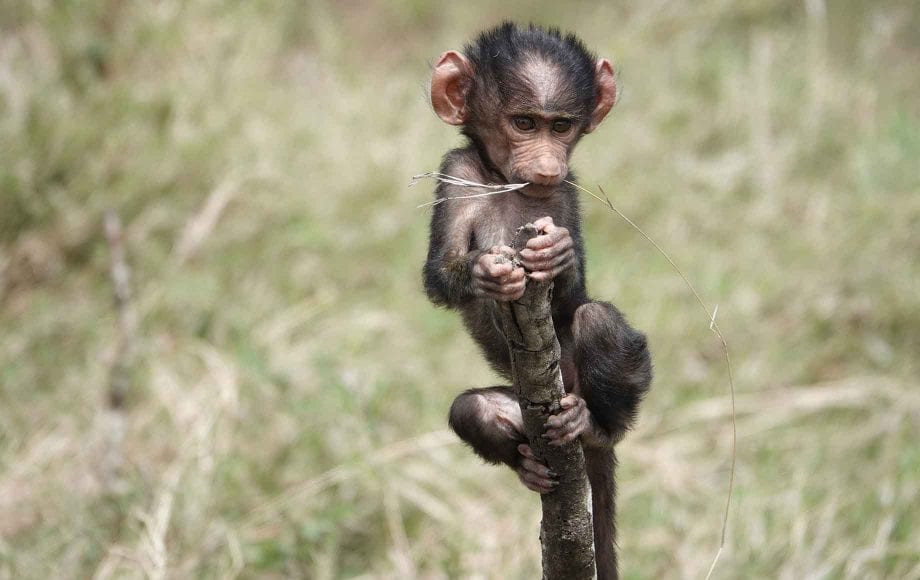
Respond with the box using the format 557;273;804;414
1;1;918;578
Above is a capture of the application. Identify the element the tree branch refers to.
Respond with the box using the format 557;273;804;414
496;224;595;580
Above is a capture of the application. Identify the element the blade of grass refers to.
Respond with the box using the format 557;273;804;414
565;179;737;580
410;172;529;207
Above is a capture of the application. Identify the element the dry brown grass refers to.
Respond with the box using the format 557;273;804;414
1;1;918;578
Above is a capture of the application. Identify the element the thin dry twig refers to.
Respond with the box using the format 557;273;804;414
104;209;137;410
564;180;737;580
410;172;528;208
102;209;137;492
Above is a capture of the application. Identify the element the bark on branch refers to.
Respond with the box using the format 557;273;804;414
496;224;595;580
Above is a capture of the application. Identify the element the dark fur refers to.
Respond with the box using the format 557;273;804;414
424;23;652;579
573;302;652;440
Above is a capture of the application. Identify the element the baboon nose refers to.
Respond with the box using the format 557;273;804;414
534;158;562;184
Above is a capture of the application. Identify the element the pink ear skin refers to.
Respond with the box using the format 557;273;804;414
431;51;473;126
585;58;618;133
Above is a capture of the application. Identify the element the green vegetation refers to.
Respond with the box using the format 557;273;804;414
1;1;918;578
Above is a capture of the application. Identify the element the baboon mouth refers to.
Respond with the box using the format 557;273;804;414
520;183;558;197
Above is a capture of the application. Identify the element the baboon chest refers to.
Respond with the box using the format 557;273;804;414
470;199;564;251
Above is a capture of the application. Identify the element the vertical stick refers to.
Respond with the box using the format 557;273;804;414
104;209;136;410
102;209;136;491
496;224;595;580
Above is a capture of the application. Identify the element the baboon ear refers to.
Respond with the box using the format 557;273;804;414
585;58;618;133
431;51;473;125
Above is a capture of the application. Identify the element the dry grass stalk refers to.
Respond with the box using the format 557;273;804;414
245;429;457;526
410;172;528;207
173;178;238;264
564;180;737;580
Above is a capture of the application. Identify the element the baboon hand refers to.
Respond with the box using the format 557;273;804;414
472;246;526;301
519;217;575;282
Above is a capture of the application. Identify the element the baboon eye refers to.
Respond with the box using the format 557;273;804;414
512;116;536;131
552;119;573;133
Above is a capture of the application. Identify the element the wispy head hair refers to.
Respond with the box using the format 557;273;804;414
462;22;598;122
